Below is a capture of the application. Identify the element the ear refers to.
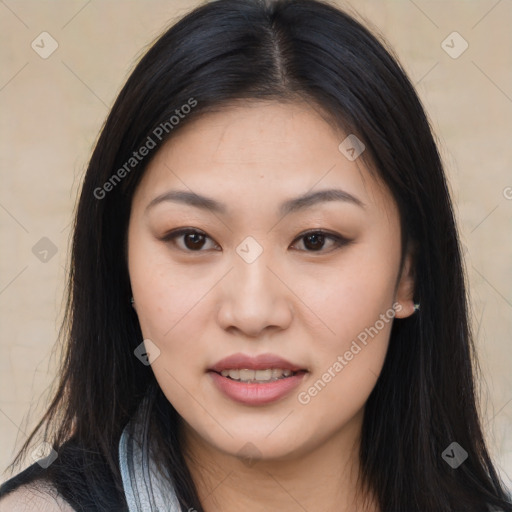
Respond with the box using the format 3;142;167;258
393;245;416;319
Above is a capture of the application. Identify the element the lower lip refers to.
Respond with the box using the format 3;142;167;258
208;371;307;405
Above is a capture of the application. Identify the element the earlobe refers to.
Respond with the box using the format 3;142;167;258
394;249;418;319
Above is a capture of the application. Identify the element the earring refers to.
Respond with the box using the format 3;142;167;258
413;303;420;312
130;297;135;308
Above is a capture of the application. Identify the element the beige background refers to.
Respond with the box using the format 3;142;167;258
1;0;511;488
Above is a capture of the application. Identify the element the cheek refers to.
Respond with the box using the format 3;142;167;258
130;253;213;408
295;277;394;431
294;243;398;410
128;240;222;415
300;246;398;347
128;228;208;339
304;272;393;395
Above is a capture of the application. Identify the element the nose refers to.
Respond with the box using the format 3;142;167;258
216;249;294;338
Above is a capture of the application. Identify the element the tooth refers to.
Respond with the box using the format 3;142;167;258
219;368;296;382
255;369;273;381
239;369;255;380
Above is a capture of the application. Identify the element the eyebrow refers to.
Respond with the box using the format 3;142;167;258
145;188;365;216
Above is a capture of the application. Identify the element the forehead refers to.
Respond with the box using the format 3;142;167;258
134;101;396;218
162;100;345;169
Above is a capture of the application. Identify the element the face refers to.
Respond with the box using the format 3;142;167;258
127;101;415;464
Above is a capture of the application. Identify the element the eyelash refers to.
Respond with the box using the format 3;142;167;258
161;228;351;254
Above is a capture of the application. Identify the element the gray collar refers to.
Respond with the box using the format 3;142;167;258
118;398;181;512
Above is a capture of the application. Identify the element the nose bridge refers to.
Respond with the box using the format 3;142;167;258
233;237;277;302
216;236;293;335
233;232;271;278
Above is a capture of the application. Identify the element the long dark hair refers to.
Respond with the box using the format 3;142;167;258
7;0;511;510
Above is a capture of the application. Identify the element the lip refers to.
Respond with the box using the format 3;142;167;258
208;352;306;373
208;352;308;406
209;371;307;405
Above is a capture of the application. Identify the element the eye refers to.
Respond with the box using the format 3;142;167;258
161;228;350;254
290;230;350;253
162;228;220;252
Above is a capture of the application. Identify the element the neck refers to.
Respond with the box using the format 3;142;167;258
180;409;379;512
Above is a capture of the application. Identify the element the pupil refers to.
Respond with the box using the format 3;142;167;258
185;233;205;250
305;233;324;251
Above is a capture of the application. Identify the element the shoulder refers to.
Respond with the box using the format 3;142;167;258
0;437;127;511
0;482;75;511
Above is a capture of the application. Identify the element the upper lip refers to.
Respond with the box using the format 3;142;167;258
208;353;306;373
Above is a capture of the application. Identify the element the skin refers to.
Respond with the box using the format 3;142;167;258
127;101;416;512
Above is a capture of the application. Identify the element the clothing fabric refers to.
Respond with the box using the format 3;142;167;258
0;439;128;510
118;394;181;512
2;390;510;512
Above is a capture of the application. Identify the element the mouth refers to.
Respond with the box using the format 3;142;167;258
215;368;306;383
207;353;309;405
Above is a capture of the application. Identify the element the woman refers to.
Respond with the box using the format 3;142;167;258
1;0;510;510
